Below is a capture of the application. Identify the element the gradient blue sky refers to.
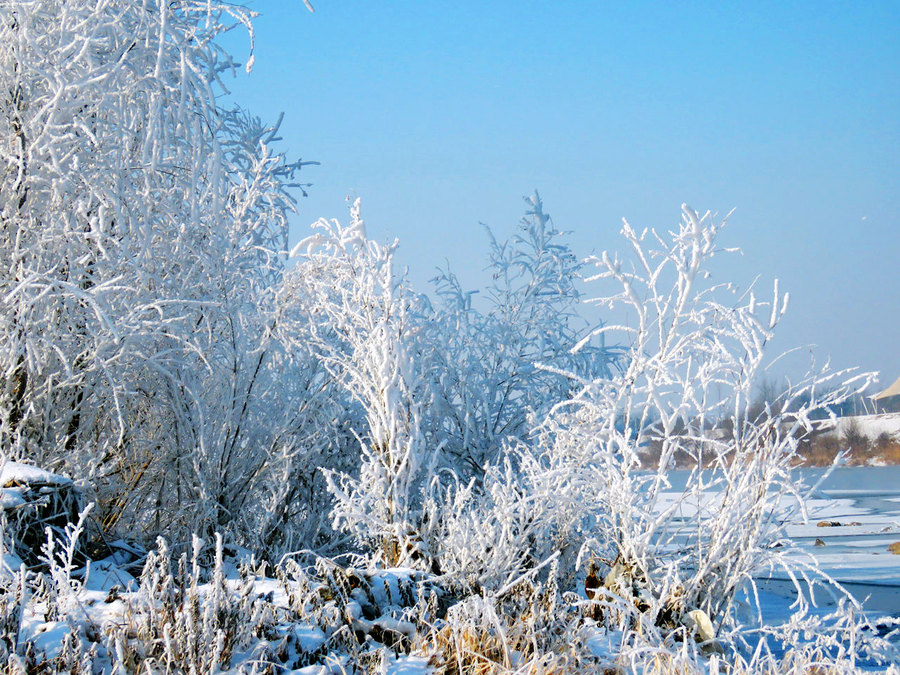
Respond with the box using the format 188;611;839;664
221;1;898;384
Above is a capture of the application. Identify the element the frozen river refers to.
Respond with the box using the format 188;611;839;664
664;464;900;494
781;465;900;615
664;465;900;615
803;464;900;494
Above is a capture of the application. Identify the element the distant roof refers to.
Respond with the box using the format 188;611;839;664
873;376;900;400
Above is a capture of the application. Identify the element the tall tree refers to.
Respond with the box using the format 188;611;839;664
0;0;310;543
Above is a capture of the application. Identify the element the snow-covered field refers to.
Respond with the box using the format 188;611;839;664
825;414;900;442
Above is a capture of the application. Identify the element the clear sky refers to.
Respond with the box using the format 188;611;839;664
220;1;899;386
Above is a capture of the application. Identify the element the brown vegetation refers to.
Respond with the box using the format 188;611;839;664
796;424;900;467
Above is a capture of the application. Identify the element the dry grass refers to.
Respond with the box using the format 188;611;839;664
424;624;514;675
3;520;897;674
420;620;607;675
796;427;900;467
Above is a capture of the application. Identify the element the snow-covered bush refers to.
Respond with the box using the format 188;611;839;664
416;204;893;671
542;205;873;629
419;560;586;674
428;439;598;591
284;200;441;567
279;194;627;574
106;534;253;673
0;0;324;548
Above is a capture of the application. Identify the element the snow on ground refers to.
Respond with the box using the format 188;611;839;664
3;467;899;672
0;460;72;487
823;413;900;440
384;656;432;674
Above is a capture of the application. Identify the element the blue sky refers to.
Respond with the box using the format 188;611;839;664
221;1;898;384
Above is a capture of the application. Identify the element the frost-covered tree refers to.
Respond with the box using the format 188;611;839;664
284;201;440;566
0;0;316;544
431;191;622;476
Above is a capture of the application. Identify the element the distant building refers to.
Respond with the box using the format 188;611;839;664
873;375;900;413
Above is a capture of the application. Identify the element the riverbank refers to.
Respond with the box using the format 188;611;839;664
798;413;900;466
